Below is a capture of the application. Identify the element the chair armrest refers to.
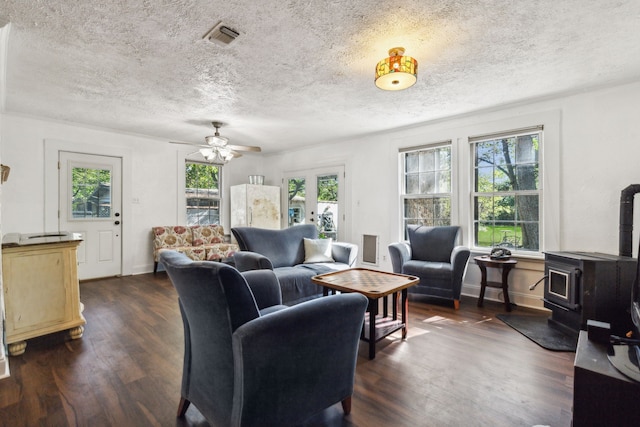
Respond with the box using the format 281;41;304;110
233;251;274;272
231;293;368;426
241;269;283;309
450;245;471;293
388;242;411;273
331;241;358;266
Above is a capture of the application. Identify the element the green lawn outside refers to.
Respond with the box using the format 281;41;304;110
477;224;522;248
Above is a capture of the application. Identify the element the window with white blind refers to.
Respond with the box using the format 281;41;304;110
471;126;542;252
400;143;452;238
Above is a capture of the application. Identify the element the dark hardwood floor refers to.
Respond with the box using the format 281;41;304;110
0;273;574;427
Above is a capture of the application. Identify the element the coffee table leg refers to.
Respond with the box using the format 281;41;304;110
368;298;378;359
392;292;398;320
401;288;408;339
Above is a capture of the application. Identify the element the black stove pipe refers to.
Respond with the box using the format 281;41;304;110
619;184;640;257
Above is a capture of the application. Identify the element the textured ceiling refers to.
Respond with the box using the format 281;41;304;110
2;1;640;153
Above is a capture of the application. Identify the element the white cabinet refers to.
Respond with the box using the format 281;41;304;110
230;184;281;229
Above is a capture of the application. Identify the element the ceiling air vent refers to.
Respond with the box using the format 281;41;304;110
203;22;240;46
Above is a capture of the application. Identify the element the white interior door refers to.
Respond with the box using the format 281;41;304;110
284;166;345;240
59;151;122;280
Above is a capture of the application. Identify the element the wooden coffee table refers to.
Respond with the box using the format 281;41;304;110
312;268;419;359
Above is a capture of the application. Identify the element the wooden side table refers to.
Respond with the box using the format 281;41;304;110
474;255;518;312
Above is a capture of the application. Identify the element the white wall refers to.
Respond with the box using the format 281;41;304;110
1;80;639;309
0;113;262;275
263;79;640;309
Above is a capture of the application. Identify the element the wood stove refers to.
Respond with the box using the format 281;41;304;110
544;251;636;335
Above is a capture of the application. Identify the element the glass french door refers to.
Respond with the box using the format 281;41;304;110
284;166;345;240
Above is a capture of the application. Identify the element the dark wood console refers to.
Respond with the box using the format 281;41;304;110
573;331;640;426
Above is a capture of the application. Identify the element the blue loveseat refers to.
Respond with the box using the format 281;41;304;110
231;225;358;305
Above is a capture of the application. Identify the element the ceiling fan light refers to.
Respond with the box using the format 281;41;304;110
375;47;418;91
205;135;228;147
199;148;214;160
199;147;233;164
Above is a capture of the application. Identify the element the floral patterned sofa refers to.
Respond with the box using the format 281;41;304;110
152;225;238;273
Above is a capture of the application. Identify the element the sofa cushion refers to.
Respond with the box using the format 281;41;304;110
192;225;225;245
205;244;238;261
174;246;206;261
232;225;318;268
407;225;459;263
275;263;345;304
303;238;334;263
153;226;192;250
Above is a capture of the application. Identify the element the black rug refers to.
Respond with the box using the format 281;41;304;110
497;313;578;352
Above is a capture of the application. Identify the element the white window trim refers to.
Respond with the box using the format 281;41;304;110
184;159;223;226
470;128;543;254
462;110;561;258
399;141;454;235
177;152;226;226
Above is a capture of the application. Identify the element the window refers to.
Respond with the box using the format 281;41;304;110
400;143;452;237
71;167;112;218
185;161;221;226
471;127;542;252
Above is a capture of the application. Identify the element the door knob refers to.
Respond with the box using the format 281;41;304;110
114;221;120;225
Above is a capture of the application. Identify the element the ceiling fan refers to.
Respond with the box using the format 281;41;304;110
170;122;261;163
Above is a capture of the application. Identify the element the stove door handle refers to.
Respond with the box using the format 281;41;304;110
529;275;548;291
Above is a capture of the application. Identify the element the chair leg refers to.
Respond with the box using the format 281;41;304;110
341;396;352;415
177;397;191;417
153;261;158;274
453;299;460;310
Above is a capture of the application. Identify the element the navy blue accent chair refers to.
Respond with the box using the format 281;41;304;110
159;250;368;427
388;225;470;309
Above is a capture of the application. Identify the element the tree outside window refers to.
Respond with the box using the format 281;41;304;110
401;144;452;238
186;161;221;225
472;130;541;252
71;167;111;218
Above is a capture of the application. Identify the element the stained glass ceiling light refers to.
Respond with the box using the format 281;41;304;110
375;47;418;91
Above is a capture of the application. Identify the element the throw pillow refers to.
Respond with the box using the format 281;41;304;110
303;238;334;263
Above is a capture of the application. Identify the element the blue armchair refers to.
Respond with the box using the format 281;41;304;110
159;250;368;427
388;225;470;310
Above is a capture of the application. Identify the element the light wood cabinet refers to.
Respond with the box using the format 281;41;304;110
2;233;85;356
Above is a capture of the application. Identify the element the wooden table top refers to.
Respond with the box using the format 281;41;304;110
474;255;518;267
311;268;419;298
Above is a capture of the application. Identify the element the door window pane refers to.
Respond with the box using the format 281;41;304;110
317;174;338;240
287;177;306;227
71;167;111;218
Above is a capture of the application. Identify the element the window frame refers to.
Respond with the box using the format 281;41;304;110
399;141;453;238
470;126;543;254
184;160;223;226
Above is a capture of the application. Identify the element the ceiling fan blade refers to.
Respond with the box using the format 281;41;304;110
227;144;261;152
170;140;200;146
171;142;215;150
